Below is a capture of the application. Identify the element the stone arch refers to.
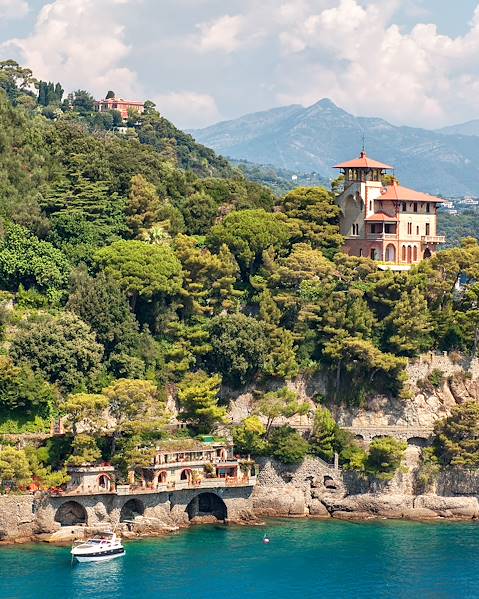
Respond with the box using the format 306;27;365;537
354;434;364;442
186;492;228;522
98;473;111;491
402;245;406;262
413;246;418;262
423;248;432;259
158;470;168;484
407;245;412;263
55;500;87;527
385;244;396;263
120;498;145;522
180;468;193;482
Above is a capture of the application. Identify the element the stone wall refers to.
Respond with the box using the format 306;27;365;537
0;495;35;542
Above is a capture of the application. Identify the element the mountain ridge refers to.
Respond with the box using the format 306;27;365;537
191;100;479;196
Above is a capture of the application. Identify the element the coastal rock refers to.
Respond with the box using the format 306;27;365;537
322;494;415;518
414;495;479;518
308;499;330;517
253;486;306;516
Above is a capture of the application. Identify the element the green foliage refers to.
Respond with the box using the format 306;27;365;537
208;314;267;385
0;446;32;487
267;426;309;464
433;403;479;467
207;209;294;273
66;434;101;466
232;416;267;455
62;392;108;435
384;288;432;356
10;311;103;393
365;437;407;480
256;387;309;434
180;191;218;235
279;187;343;256
0;356;58;416
309;406;337;461
94;240;183;303
177;370;227;433
0;223;70;296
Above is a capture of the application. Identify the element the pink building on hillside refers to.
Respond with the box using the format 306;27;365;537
335;151;445;267
95;95;144;121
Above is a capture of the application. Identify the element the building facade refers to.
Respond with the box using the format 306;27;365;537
95;96;145;121
335;151;445;266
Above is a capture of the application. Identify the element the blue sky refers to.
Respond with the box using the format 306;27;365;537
2;0;479;129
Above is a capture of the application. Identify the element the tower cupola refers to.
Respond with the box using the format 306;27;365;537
334;151;393;183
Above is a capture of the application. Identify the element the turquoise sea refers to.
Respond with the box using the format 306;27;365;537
1;519;479;598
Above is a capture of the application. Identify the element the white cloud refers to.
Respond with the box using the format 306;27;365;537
196;14;247;53
0;0;29;20
154;91;220;129
1;0;139;98
273;0;479;127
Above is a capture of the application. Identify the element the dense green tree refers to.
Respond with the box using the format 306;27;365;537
384;288;433;356
365;437;407;480
267;426;309;464
279;187;343;256
10;312;103;393
66;434;102;466
0;446;32;487
434;403;479;467
0;60;37;105
309;406;337;461
94;240;183;307
72;90;95;114
177;370;227;433
180;191;218;235
207;209;294;273
68;269;140;357
126;174;161;238
208;314;268;385
0;223;70;296
0;356;58;417
232;416;267;455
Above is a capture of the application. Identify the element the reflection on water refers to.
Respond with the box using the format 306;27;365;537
1;520;479;599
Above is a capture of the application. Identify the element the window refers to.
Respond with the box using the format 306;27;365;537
426;203;430;213
413;202;418;213
407;222;412;235
402;202;407;212
416;226;420;235
426;223;430;235
369;201;372;211
402;245;406;261
413;246;418;261
359;248;363;257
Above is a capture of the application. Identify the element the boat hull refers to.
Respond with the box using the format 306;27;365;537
72;548;125;563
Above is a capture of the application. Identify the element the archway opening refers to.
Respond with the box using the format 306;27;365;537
158;470;167;484
180;468;192;482
55;501;87;527
423;248;432;259
120;498;145;522
98;474;111;491
323;475;337;490
186;492;227;522
385;244;396;263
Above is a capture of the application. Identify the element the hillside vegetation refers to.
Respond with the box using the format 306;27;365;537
1;61;479;486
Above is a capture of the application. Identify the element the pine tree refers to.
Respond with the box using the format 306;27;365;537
385;288;433;356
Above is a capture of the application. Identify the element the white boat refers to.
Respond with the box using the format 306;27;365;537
71;532;125;563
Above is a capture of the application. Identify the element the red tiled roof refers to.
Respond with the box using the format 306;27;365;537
379;181;444;203
334;151;393;170
364;212;398;222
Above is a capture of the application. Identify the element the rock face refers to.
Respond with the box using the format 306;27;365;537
0;496;36;543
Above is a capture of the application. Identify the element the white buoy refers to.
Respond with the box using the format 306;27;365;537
263;535;270;544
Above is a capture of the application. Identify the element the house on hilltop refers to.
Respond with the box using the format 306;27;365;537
335;151;445;268
95;93;144;121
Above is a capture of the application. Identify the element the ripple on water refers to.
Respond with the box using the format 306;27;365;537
1;520;479;599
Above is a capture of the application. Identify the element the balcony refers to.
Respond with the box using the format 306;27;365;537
367;233;397;240
421;235;446;244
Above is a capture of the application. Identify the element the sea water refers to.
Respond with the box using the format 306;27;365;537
1;519;478;599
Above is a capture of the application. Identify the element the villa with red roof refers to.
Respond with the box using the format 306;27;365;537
335;151;445;267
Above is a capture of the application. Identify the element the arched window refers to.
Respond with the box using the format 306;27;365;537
413;246;418;261
402;245;406;261
359;248;363;257
98;474;111;491
407;245;412;263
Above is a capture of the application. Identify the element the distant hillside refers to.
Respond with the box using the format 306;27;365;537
191;99;479;196
437;120;479;138
229;159;329;196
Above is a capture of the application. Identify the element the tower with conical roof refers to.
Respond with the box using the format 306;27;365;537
334;150;445;267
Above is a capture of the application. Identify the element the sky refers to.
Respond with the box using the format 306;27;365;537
1;0;479;129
